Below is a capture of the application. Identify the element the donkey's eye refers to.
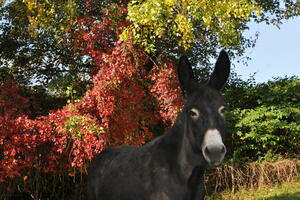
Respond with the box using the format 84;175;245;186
189;108;200;120
218;106;226;117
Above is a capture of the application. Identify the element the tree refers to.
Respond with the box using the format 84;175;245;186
123;0;260;52
0;1;90;98
1;0;299;92
122;0;300;63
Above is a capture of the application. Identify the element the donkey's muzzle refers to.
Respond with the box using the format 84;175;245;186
201;129;226;166
203;144;226;166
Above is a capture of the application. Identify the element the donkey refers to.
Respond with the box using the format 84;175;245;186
87;50;230;200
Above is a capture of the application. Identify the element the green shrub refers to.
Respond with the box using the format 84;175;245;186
224;77;300;162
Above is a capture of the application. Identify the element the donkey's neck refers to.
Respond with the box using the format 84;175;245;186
164;113;206;182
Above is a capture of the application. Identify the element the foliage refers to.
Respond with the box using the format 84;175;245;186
0;0;91;97
122;0;261;52
0;95;105;183
22;0;77;35
0;38;185;183
149;60;184;126
2;0;299;96
79;42;159;146
0;78;31;118
225;77;300;161
121;0;300;56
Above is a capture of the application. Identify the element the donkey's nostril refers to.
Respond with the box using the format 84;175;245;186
204;147;210;155
203;144;226;166
221;146;226;154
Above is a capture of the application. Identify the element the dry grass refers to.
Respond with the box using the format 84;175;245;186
207;181;300;200
206;159;300;194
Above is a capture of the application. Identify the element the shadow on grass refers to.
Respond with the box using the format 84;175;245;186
264;192;300;200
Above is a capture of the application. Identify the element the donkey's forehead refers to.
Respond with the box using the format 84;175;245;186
187;85;225;105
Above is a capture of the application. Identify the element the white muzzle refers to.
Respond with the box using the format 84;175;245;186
201;129;226;166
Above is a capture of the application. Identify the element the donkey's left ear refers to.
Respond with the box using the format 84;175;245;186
208;50;230;90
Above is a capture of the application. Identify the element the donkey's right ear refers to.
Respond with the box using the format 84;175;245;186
177;55;197;94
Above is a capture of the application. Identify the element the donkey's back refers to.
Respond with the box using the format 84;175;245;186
87;137;190;200
87;145;141;200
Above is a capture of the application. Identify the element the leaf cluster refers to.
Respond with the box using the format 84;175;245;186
224;77;300;162
0;0;92;98
122;0;261;53
122;0;299;59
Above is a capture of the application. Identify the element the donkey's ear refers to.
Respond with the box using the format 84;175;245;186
177;55;197;94
208;50;230;90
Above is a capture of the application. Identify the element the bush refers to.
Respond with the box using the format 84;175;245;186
225;77;300;162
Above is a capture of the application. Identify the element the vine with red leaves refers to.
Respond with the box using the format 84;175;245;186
0;1;183;184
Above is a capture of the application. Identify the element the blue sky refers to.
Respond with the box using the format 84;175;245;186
234;17;300;83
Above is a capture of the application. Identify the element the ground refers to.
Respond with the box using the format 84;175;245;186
207;181;300;200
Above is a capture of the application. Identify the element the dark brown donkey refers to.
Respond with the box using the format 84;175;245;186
88;50;230;200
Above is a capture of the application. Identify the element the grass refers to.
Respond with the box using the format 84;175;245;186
206;181;300;200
